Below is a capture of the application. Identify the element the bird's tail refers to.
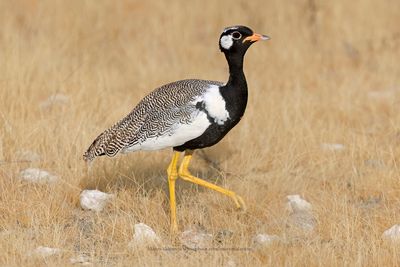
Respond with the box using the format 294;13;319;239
83;145;97;162
83;150;95;162
83;128;122;162
83;134;106;162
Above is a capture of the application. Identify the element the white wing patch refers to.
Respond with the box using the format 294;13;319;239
201;85;230;125
122;112;210;152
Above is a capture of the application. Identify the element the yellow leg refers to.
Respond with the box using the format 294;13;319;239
167;151;180;232
178;150;246;210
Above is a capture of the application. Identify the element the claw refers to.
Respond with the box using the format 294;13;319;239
236;195;247;211
230;193;246;211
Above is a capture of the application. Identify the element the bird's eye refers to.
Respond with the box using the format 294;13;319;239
231;31;242;40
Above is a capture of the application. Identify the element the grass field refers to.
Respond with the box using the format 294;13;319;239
1;0;400;266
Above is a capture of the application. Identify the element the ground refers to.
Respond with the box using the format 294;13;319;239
0;0;400;266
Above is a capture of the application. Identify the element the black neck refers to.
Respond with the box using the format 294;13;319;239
225;52;247;88
220;51;248;121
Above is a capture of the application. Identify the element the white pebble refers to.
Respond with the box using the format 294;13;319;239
252;234;279;247
40;93;70;109
80;190;114;212
19;168;58;184
321;143;345;151
129;223;160;247
180;228;213;249
287;195;312;213
382;224;400;242
30;246;61;257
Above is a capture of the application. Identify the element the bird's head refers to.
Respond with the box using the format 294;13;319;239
219;25;270;54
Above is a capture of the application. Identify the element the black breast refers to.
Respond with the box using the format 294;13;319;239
173;84;248;152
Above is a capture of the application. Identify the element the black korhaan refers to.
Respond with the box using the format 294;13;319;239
84;25;269;231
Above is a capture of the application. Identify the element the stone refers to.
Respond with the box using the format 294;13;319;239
129;223;160;247
80;190;114;212
382;224;400;242
286;195;312;213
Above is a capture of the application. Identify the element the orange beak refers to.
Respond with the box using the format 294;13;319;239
243;33;270;43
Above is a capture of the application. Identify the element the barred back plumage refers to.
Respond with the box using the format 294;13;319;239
83;79;223;162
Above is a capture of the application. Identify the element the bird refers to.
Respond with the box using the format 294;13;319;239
83;25;269;231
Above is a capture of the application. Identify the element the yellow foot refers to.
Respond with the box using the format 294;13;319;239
178;150;247;212
234;194;246;211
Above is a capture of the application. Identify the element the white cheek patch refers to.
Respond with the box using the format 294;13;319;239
220;35;233;50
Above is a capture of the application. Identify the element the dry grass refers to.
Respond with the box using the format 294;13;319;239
1;0;400;266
